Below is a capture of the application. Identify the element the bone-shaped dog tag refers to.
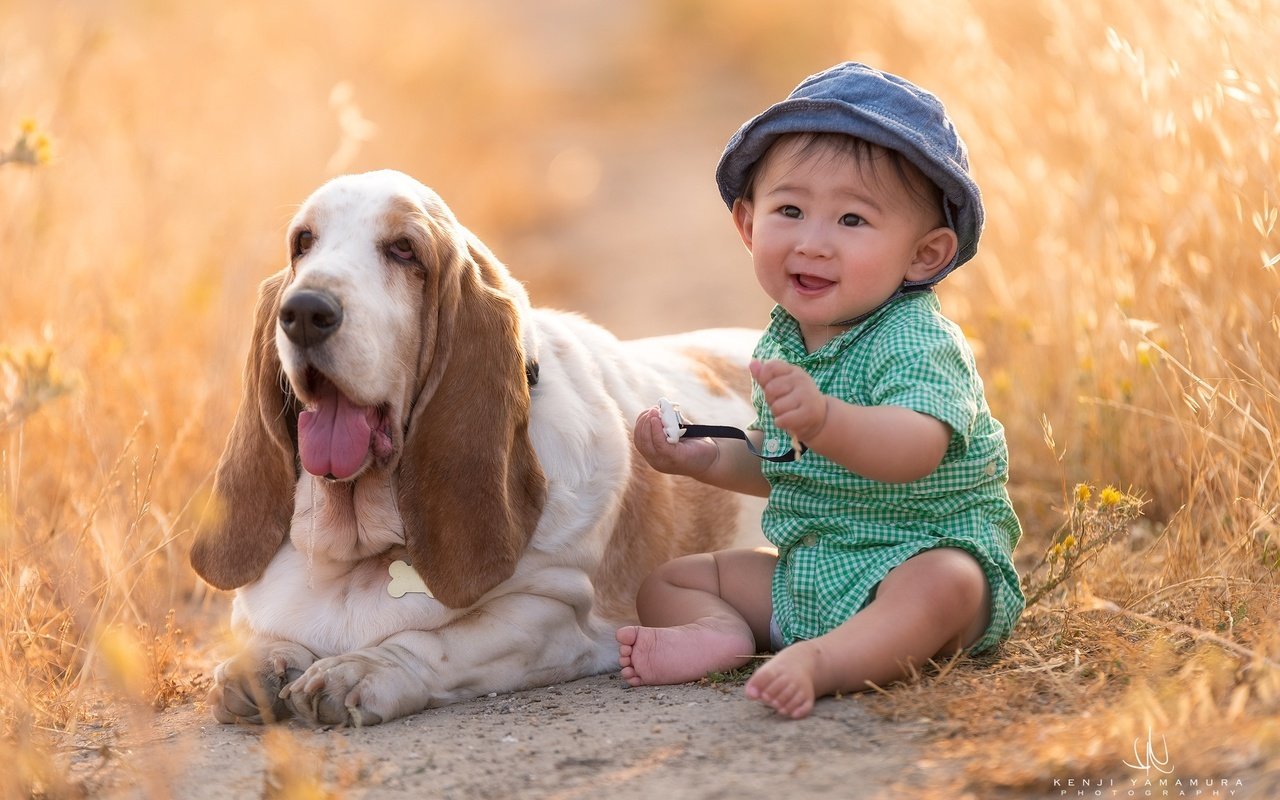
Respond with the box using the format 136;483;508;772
387;560;434;598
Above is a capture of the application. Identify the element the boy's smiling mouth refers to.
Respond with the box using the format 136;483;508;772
791;273;836;293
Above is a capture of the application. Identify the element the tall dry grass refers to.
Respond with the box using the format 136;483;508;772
2;0;1278;796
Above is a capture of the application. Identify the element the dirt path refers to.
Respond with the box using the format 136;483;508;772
114;674;983;799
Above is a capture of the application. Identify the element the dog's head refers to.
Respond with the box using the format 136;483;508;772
189;170;546;608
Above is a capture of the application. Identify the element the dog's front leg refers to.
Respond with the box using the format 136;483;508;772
280;577;606;726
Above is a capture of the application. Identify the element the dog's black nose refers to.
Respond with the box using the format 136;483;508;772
279;290;343;347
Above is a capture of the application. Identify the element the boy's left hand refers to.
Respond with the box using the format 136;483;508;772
750;359;829;443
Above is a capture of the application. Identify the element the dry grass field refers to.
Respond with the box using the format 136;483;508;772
2;0;1278;796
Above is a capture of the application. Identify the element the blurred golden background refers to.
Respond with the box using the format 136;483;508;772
2;0;1278;795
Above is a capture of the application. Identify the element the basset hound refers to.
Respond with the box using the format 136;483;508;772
190;169;764;726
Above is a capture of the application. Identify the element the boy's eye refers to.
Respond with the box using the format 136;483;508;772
840;213;865;226
779;205;802;219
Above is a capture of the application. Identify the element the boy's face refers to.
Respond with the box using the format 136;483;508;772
732;139;957;351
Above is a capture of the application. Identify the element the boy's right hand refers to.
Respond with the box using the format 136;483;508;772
633;407;720;478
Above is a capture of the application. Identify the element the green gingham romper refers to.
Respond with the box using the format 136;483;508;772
752;292;1024;654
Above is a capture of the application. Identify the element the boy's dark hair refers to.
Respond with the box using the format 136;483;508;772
739;132;945;224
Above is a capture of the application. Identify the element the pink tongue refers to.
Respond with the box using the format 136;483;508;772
298;382;373;479
797;274;834;290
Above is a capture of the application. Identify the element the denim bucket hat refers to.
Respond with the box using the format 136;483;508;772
715;62;984;287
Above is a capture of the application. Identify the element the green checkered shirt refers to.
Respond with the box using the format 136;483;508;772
752;292;1023;653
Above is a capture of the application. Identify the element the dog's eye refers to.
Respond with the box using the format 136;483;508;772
294;230;315;258
388;238;416;262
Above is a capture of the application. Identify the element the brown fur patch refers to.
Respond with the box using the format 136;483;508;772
681;348;752;399
592;452;740;623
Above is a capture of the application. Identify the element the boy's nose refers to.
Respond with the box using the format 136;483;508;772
794;224;834;258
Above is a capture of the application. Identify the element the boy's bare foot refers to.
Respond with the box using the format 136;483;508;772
616;622;754;687
744;643;820;719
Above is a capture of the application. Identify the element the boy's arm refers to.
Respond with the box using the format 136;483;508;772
634;407;771;497
805;400;950;482
751;359;949;484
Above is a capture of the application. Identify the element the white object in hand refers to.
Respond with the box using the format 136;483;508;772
657;397;685;445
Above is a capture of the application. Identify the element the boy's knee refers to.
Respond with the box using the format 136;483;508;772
932;550;989;621
896;548;988;616
641;552;716;595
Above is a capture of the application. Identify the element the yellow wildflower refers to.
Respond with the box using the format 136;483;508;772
1061;534;1077;549
2;118;53;167
1099;486;1123;507
1074;483;1092;503
33;132;53;164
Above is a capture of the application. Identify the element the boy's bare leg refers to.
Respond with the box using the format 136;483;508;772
745;548;991;719
617;547;776;686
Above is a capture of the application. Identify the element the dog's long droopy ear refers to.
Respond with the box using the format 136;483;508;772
398;241;547;609
190;271;297;590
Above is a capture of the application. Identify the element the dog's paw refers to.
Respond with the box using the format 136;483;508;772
280;652;392;727
209;642;316;725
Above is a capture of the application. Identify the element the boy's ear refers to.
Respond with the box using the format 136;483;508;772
731;198;755;251
905;227;959;283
